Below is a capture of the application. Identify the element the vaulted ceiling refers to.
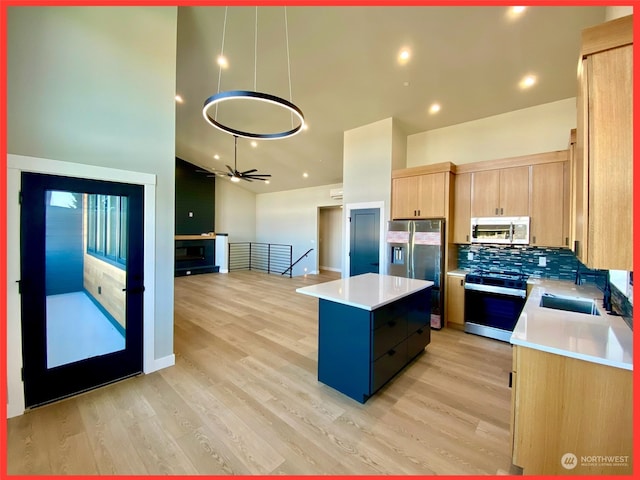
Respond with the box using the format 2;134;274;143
175;5;606;193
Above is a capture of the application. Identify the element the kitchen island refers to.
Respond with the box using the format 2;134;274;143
509;279;633;475
297;273;433;403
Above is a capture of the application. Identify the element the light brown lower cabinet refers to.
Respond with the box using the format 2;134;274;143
511;346;632;475
445;274;465;328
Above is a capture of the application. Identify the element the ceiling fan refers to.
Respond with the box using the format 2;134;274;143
225;135;271;182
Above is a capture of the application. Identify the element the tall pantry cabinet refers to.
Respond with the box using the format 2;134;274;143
574;14;633;271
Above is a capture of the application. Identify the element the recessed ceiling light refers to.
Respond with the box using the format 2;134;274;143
519;74;537;89
403;81;410;87
303;172;309;178
175;95;183;103
398;48;411;65
265;180;270;184
429;103;441;114
507;6;527;20
302;124;309;131
213;154;220;160
217;55;228;68
251;141;258;148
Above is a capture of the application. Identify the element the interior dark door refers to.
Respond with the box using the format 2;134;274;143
20;172;144;408
349;208;380;276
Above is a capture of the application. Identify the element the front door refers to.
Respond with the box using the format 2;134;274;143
20;173;144;408
349;208;380;276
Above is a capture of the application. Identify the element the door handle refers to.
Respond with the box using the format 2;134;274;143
122;286;145;294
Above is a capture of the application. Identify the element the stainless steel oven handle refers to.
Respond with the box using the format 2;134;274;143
464;282;526;298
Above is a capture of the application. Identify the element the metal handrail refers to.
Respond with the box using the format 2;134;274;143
282;248;314;276
228;242;294;277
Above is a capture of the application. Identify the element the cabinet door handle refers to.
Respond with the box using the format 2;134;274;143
417;328;424;334
509;371;513;388
500;207;504;215
565;237;569;246
532;235;536;244
466;234;469;242
388;320;396;328
388;349;396;356
460;279;463;286
495;207;499;215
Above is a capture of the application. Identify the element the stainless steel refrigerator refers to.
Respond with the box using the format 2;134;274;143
386;219;444;329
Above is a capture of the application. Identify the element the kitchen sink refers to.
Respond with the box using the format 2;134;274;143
539;293;601;316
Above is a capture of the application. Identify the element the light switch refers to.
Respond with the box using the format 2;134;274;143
467;252;474;261
188;212;193;217
538;256;547;267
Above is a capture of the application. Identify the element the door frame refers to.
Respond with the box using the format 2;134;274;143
343;201;385;278
7;154;157;417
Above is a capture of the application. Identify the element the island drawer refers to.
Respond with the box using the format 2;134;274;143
371;317;408;360
407;327;430;359
371;340;408;393
372;301;408;330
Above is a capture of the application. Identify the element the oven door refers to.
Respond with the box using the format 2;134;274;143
464;284;526;341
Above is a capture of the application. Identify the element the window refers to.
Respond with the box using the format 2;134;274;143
86;194;128;267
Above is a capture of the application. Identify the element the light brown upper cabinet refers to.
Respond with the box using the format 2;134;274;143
574;15;633;271
530;162;569;248
391;169;449;219
452;173;472;243
471;166;530;217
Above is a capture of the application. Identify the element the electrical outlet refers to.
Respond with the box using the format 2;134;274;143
538;256;547;267
188;212;194;218
98;286;102;294
467;252;474;261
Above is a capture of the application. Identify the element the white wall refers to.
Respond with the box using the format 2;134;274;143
6;6;177;414
406;98;577;167
605;6;632;20
215;180;257;242
255;183;343;276
319;206;343;272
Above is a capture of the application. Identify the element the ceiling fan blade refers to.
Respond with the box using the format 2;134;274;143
225;165;235;175
245;174;271;178
241;168;258;175
241;177;253;182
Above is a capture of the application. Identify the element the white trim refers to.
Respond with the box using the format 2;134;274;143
149;354;175;373
319;266;342;273
6;154;157;417
343;201;386;278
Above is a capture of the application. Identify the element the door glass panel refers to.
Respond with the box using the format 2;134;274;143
45;190;127;369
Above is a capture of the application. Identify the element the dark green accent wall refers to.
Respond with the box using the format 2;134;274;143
175;158;215;234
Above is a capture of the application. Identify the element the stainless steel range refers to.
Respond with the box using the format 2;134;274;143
464;269;529;342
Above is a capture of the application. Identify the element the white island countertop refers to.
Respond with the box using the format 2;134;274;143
510;279;633;370
296;273;434;311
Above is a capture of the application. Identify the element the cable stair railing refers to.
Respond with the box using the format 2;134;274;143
229;242;314;278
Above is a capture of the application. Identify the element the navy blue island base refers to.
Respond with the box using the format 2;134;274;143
317;287;432;403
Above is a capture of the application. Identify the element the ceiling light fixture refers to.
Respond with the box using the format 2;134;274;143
519;74;537;89
512;6;526;14
175;95;183;103
202;7;305;140
398;48;411;65
429;103;441;114
213;154;220;160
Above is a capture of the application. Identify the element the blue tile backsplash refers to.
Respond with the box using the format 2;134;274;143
457;244;587;280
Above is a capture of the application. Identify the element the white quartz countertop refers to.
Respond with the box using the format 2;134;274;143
296;273;434;311
510;279;633;370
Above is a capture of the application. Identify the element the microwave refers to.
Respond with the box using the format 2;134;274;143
470;216;530;245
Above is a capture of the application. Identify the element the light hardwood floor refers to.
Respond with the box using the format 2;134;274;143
7;270;519;475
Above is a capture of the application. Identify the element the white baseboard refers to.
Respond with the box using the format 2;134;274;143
319;266;341;273
219;268;229;273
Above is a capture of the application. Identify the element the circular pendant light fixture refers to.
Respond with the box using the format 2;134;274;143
202;7;305;140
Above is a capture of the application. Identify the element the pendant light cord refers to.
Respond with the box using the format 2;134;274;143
215;6;229;120
254;7;258;91
284;7;294;128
